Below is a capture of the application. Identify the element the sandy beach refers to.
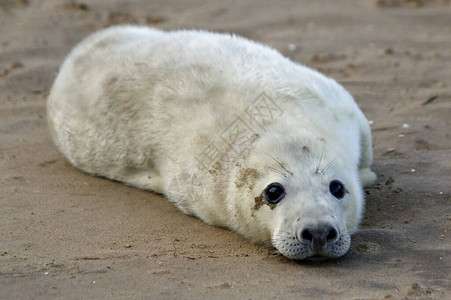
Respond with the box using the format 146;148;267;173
1;0;450;298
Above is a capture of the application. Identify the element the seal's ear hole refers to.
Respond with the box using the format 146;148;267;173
264;183;285;204
329;180;346;199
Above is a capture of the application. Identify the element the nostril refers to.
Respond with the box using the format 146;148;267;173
326;227;338;243
300;227;327;251
298;224;339;246
301;229;313;242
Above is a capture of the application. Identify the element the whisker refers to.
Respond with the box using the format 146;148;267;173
262;151;294;176
316;141;326;174
264;166;287;177
271;231;296;240
321;155;342;175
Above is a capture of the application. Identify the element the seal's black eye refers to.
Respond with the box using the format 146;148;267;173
264;183;285;204
329;180;346;199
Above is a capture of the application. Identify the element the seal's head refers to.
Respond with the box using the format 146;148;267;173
231;134;364;260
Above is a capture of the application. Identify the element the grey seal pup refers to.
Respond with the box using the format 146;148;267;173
47;25;377;260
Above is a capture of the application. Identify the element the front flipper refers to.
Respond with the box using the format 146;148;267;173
358;118;377;188
120;171;165;194
359;168;377;188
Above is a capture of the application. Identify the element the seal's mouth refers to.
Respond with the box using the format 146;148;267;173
272;228;352;261
305;255;330;262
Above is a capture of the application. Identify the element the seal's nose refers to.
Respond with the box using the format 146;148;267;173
299;224;339;252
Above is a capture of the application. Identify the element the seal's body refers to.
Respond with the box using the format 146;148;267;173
48;26;376;260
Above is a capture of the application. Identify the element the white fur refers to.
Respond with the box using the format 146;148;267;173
47;26;376;260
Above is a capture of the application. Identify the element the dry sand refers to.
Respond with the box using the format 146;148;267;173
1;0;450;299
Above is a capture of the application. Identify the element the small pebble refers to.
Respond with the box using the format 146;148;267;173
369;120;374;126
380;48;394;56
439;192;443;195
288;44;296;51
11;61;24;69
398;134;405;138
402;123;410;129
44;272;49;275
410;169;416;173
